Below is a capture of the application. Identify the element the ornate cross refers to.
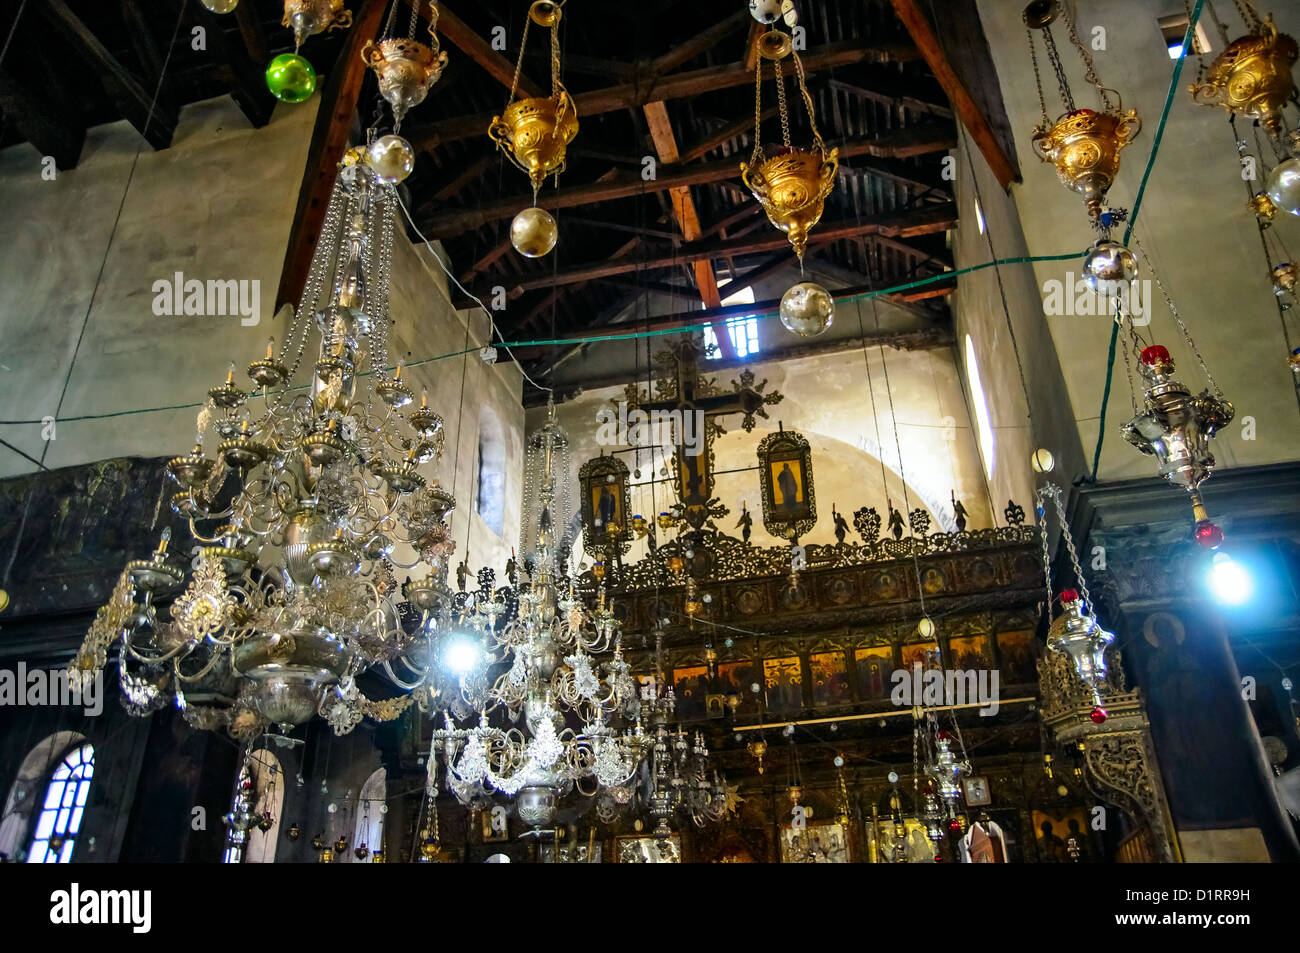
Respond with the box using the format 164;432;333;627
622;337;782;529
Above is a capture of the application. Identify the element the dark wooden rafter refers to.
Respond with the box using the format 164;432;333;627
233;2;269;65
495;204;956;296
120;0;163;86
827;76;952;120
420;127;957;238
407;40;922;152
677;105;777;165
0;69;85;169
642;99;734;357
187;0;275;128
431;3;543;98
275;0;389;310
37;0;177;150
647;8;750;77
889;0;1018;189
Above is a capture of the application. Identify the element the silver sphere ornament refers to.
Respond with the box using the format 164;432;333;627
511;207;558;258
367;135;414;184
1081;239;1137;295
748;0;782;24
917;617;935;638
200;0;239;11
1031;448;1055;473
1266;158;1300;217
779;281;834;337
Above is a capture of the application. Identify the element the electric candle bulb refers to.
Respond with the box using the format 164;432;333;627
265;337;274;359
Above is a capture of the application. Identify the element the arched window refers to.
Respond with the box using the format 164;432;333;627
350;767;387;862
475;407;506;536
26;742;94;864
964;335;995;481
243;750;284;864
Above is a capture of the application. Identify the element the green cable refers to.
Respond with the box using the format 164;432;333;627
1088;0;1206;482
0;251;1088;427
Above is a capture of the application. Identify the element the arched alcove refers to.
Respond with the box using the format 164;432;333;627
475;406;506;536
0;731;94;864
243;749;284;864
350;767;387;862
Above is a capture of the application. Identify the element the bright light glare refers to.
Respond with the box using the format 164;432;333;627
443;636;481;674
1208;552;1252;606
1167;43;1184;59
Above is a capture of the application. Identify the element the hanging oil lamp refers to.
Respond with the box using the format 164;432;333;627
1189;4;1297;139
1035;484;1116;724
490;1;577;258
268;0;352;103
363;0;448;131
1023;1;1141;222
741;21;838;263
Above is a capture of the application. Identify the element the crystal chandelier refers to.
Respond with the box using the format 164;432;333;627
69;151;462;743
425;406;649;832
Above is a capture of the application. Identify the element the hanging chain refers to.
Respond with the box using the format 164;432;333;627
773;56;791;148
1036;482;1092;612
1235;0;1263;32
751;56;765;165
550;15;561;99
1062;1;1115;111
792;51;825;153
1042;26;1076;113
1182;0;1208;85
1118;308;1140;415
1027;27;1050;128
382;0;400;39
407;0;420;40
1132;238;1225;397
507;13;532;106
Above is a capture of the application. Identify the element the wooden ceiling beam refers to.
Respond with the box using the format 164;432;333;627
38;0;177;150
431;3;543;98
677;105;777;165
889;0;1018;188
407;40;921;152
648;8;749;77
418;126;956;238
275;0;389;309
430;150;499;202
826;77;953;120
0;69;85;170
188;0;275;128
502;205;957;294
233;2;269;65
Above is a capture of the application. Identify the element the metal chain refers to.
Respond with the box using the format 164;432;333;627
1042;26;1076;113
1182;0;1207;85
751;56;765;166
1118;310;1140;415
507;12;531;106
407;0;420;40
1132;238;1225;397
1026;26;1050;127
774;57;791;148
1207;0;1232;47
1235;0;1263;32
1063;1;1114;111
550;15;561;99
427;0;439;40
792;51;825;153
1036;482;1091;610
382;0;400;39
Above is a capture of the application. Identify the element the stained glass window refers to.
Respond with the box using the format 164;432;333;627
26;743;93;864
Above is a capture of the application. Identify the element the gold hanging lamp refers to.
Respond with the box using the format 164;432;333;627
362;0;449;131
490;2;578;195
1188;1;1297;138
740;27;838;262
1023;0;1141;221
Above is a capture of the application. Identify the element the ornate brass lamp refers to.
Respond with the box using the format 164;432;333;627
490;2;578;197
1023;0;1141;221
740;27;838;262
362;0;448;130
283;0;351;46
1189;4;1297;138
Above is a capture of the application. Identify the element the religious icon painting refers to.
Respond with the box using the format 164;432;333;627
962;775;992;807
781;822;850;863
578;453;631;555
718;660;762;716
947;634;991;670
763;656;804;712
672;665;710;721
617;835;681;863
996;629;1038;684
809;651;850;706
757;427;816;540
1032;809;1090;863
899;640;940;672
854;645;896;700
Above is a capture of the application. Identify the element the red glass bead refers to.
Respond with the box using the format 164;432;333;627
933;855;944;863
948;819;962;832
1060;588;1079;603
1194;520;1224;550
1140;345;1171;366
1090;706;1108;724
936;730;950;741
